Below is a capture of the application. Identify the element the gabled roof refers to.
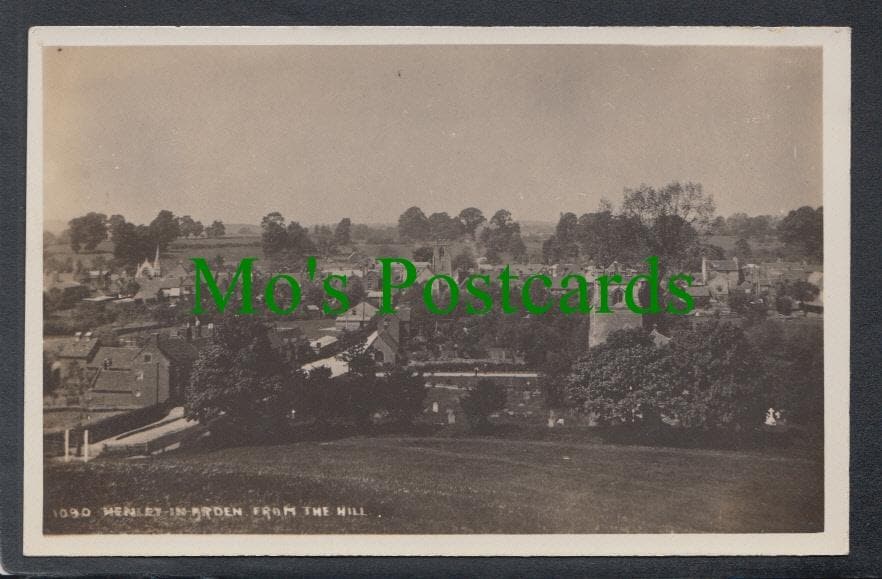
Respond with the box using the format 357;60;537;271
87;346;139;369
57;337;99;359
156;335;199;365
337;301;378;321
367;328;399;353
685;285;711;297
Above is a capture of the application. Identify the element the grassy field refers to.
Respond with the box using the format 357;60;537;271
44;434;822;534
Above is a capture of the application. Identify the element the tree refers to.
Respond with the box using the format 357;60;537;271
734;237;752;258
567;323;765;431
566;328;669;426
778;206;822;261
451;249;477;279
186;316;304;441
398;206;430;242
111;220;154;266
661;322;764;430
334;217;352;246
461;379;507;430
480;209;527;259
458;207;486;239
339;342;377;378
776;280;820;304
43;352;60;396
543;212;581;263
67;212;108;253
312;224;337;257
261;212;289;256
178;215;199;238
285;221;315;255
148;210;181;249
413;246;434;262
620;182;715;269
346;275;366;306
337;342;380;428
205;220;226;238
379;366;427;427
428;212;463;240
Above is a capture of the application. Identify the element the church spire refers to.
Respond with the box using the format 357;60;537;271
153;245;161;277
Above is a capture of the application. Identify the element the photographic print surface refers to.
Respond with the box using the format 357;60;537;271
24;26;850;556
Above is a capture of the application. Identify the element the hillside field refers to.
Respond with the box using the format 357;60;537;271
44;435;822;534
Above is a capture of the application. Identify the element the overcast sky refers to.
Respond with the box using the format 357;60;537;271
43;44;822;226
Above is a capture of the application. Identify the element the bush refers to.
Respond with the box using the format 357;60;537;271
461;379;506;430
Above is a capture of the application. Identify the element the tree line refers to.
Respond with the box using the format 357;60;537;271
398;206;527;262
64;210;226;262
542;182;822;268
260;213;352;267
562;319;822;436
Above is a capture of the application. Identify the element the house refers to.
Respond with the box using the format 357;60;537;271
55;333;100;380
365;290;384;307
702;257;740;286
706;273;731;303
335;301;379;331
84;334;197;409
366;316;401;365
684;284;712;308
311;335;338;355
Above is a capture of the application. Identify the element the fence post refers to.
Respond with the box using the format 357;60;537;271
64;429;70;462
83;429;90;462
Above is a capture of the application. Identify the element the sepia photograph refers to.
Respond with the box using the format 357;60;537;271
23;26;850;556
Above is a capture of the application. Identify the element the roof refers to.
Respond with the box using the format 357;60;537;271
374;329;399;352
706;259;739;271
87;347;139;369
57;337;99;359
82;295;117;302
337;301;379;321
156;335;199;365
273;321;306;332
650;328;671;348
301;354;349;378
685;285;711;297
312;335;338;347
90;368;137;393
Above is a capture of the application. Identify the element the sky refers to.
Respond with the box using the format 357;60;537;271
42;44;822;226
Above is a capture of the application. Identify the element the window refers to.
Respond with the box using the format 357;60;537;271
144;354;152;362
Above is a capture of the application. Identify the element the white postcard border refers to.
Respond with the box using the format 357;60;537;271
24;25;851;557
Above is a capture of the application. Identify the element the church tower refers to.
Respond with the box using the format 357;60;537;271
432;242;452;276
